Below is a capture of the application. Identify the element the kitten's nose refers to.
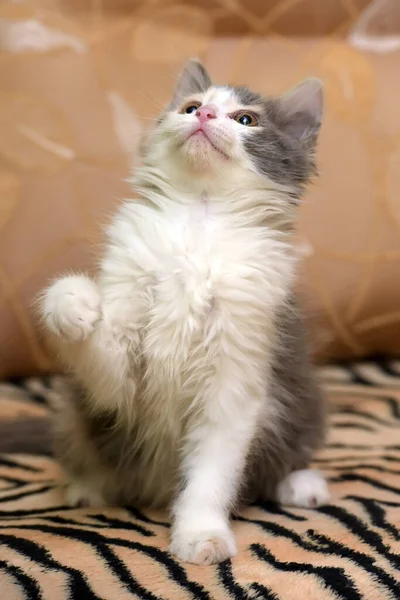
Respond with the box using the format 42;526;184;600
196;105;217;124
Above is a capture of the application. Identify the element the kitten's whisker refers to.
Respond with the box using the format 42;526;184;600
137;116;161;122
139;89;167;112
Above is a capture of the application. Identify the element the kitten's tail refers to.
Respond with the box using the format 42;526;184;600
0;417;52;455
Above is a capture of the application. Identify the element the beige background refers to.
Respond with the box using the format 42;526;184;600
1;0;400;376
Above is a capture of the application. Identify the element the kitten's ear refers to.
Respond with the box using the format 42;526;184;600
277;78;323;145
171;59;212;106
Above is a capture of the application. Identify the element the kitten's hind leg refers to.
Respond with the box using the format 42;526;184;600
65;478;107;508
277;469;331;508
54;381;117;509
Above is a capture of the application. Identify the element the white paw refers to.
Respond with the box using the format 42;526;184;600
277;469;331;508
65;480;106;508
42;275;101;343
170;525;237;565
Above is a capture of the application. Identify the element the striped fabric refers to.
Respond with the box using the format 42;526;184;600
1;362;400;600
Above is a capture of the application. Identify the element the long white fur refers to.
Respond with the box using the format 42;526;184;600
42;86;308;565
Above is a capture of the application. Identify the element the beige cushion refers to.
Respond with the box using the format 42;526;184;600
0;1;400;376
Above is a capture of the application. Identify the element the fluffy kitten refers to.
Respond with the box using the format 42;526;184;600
40;60;329;565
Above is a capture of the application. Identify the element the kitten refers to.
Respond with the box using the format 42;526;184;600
40;60;329;565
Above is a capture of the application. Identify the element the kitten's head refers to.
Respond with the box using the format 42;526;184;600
143;60;323;191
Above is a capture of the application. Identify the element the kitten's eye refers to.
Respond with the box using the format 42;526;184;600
181;102;201;115
233;112;258;126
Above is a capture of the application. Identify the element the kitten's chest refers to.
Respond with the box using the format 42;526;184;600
148;204;276;312
158;203;239;285
134;202;292;394
167;201;218;254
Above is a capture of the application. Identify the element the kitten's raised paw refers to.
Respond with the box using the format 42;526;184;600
277;469;330;508
42;275;101;343
170;526;237;565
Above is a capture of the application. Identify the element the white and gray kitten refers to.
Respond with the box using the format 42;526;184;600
39;60;329;565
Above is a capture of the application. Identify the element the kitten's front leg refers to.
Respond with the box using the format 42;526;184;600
170;374;262;565
41;274;139;413
42;274;102;343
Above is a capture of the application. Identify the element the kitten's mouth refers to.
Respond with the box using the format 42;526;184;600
187;128;229;160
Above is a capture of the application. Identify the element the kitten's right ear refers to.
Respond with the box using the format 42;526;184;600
171;59;212;106
277;78;324;147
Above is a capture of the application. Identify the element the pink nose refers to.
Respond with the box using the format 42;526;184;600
196;105;217;124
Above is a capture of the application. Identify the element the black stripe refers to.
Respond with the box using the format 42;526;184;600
91;542;161;600
314;454;400;464
252;544;362;600
323;463;400;475
373;397;400;421
328;473;400;495
0;560;43;600
218;559;278;600
0;506;161;524
326;443;372;450
0;457;42;473
3;377;28;389
0;476;27;489
2;532;159;600
306;529;400;598
0;506;81;518
0;534;104;600
86;513;156;536
372;359;400;379
348;367;373;386
36;514;155;537
238;516;399;595
125;507;170;528
0;485;54;504
326;443;400;452
367;498;400;507
334;422;376;433
0;523;211;600
249;501;307;522
317;505;400;570
336;407;397;427
350;396;400;421
119;541;211;600
345;496;400;540
374;398;400;420
250;582;280;600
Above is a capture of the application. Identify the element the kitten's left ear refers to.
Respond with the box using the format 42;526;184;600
277;78;324;146
172;59;212;106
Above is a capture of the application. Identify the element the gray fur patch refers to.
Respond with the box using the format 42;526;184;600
244;295;327;503
232;85;320;191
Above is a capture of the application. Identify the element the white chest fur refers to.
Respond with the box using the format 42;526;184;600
102;197;295;392
105;196;294;324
